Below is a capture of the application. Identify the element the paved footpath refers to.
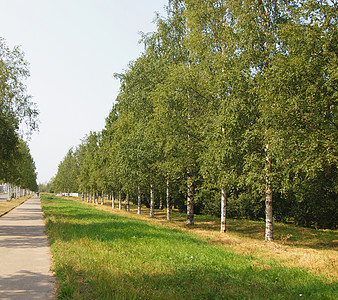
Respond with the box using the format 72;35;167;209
0;195;56;299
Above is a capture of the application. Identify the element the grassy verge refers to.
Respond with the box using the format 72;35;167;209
0;194;33;216
66;195;338;281
41;195;337;299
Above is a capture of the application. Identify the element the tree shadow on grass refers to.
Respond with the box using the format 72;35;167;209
42;198;337;299
43;198;202;248
44;197;338;251
45;213;202;246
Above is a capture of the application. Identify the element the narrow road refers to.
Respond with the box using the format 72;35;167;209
0;195;55;299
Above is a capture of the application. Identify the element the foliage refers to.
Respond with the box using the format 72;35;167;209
51;0;337;232
0;38;38;189
53;149;79;194
39;180;54;193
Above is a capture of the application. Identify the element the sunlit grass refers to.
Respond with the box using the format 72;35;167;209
68;195;338;280
42;195;337;299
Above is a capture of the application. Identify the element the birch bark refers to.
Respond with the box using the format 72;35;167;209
265;143;273;241
119;190;122;210
150;182;154;218
159;196;163;210
166;177;170;222
138;184;141;214
187;170;194;225
186;89;194;225
220;188;227;233
126;190;130;211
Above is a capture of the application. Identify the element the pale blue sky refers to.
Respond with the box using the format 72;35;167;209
0;0;168;183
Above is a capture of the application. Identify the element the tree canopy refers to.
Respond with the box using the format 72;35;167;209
52;0;337;236
0;38;38;191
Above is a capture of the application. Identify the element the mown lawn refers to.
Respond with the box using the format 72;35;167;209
41;195;337;299
70;195;337;281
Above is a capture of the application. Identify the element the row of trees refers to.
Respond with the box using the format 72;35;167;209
53;0;337;239
0;38;38;194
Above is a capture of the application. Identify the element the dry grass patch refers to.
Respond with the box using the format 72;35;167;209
65;195;337;282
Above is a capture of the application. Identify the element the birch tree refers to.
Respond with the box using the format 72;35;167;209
259;0;338;228
0;38;38;182
150;1;208;225
54;149;79;195
181;0;253;232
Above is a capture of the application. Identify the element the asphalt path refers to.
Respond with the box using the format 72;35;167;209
0;195;56;299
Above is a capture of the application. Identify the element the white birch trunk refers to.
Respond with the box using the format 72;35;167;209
126;190;130;211
159;196;163;210
166;177;170;222
101;190;104;205
220;188;227;233
7;184;11;201
137;184;141;214
187;170;194;225
119;190;122;210
111;190;115;209
265;143;273;241
186;90;194;225
150;181;154;218
219;1;228;233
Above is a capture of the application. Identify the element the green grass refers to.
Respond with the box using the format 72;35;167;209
41;195;337;299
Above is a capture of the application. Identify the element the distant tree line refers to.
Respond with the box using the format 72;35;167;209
53;0;337;238
0;38;38;195
38;181;54;194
